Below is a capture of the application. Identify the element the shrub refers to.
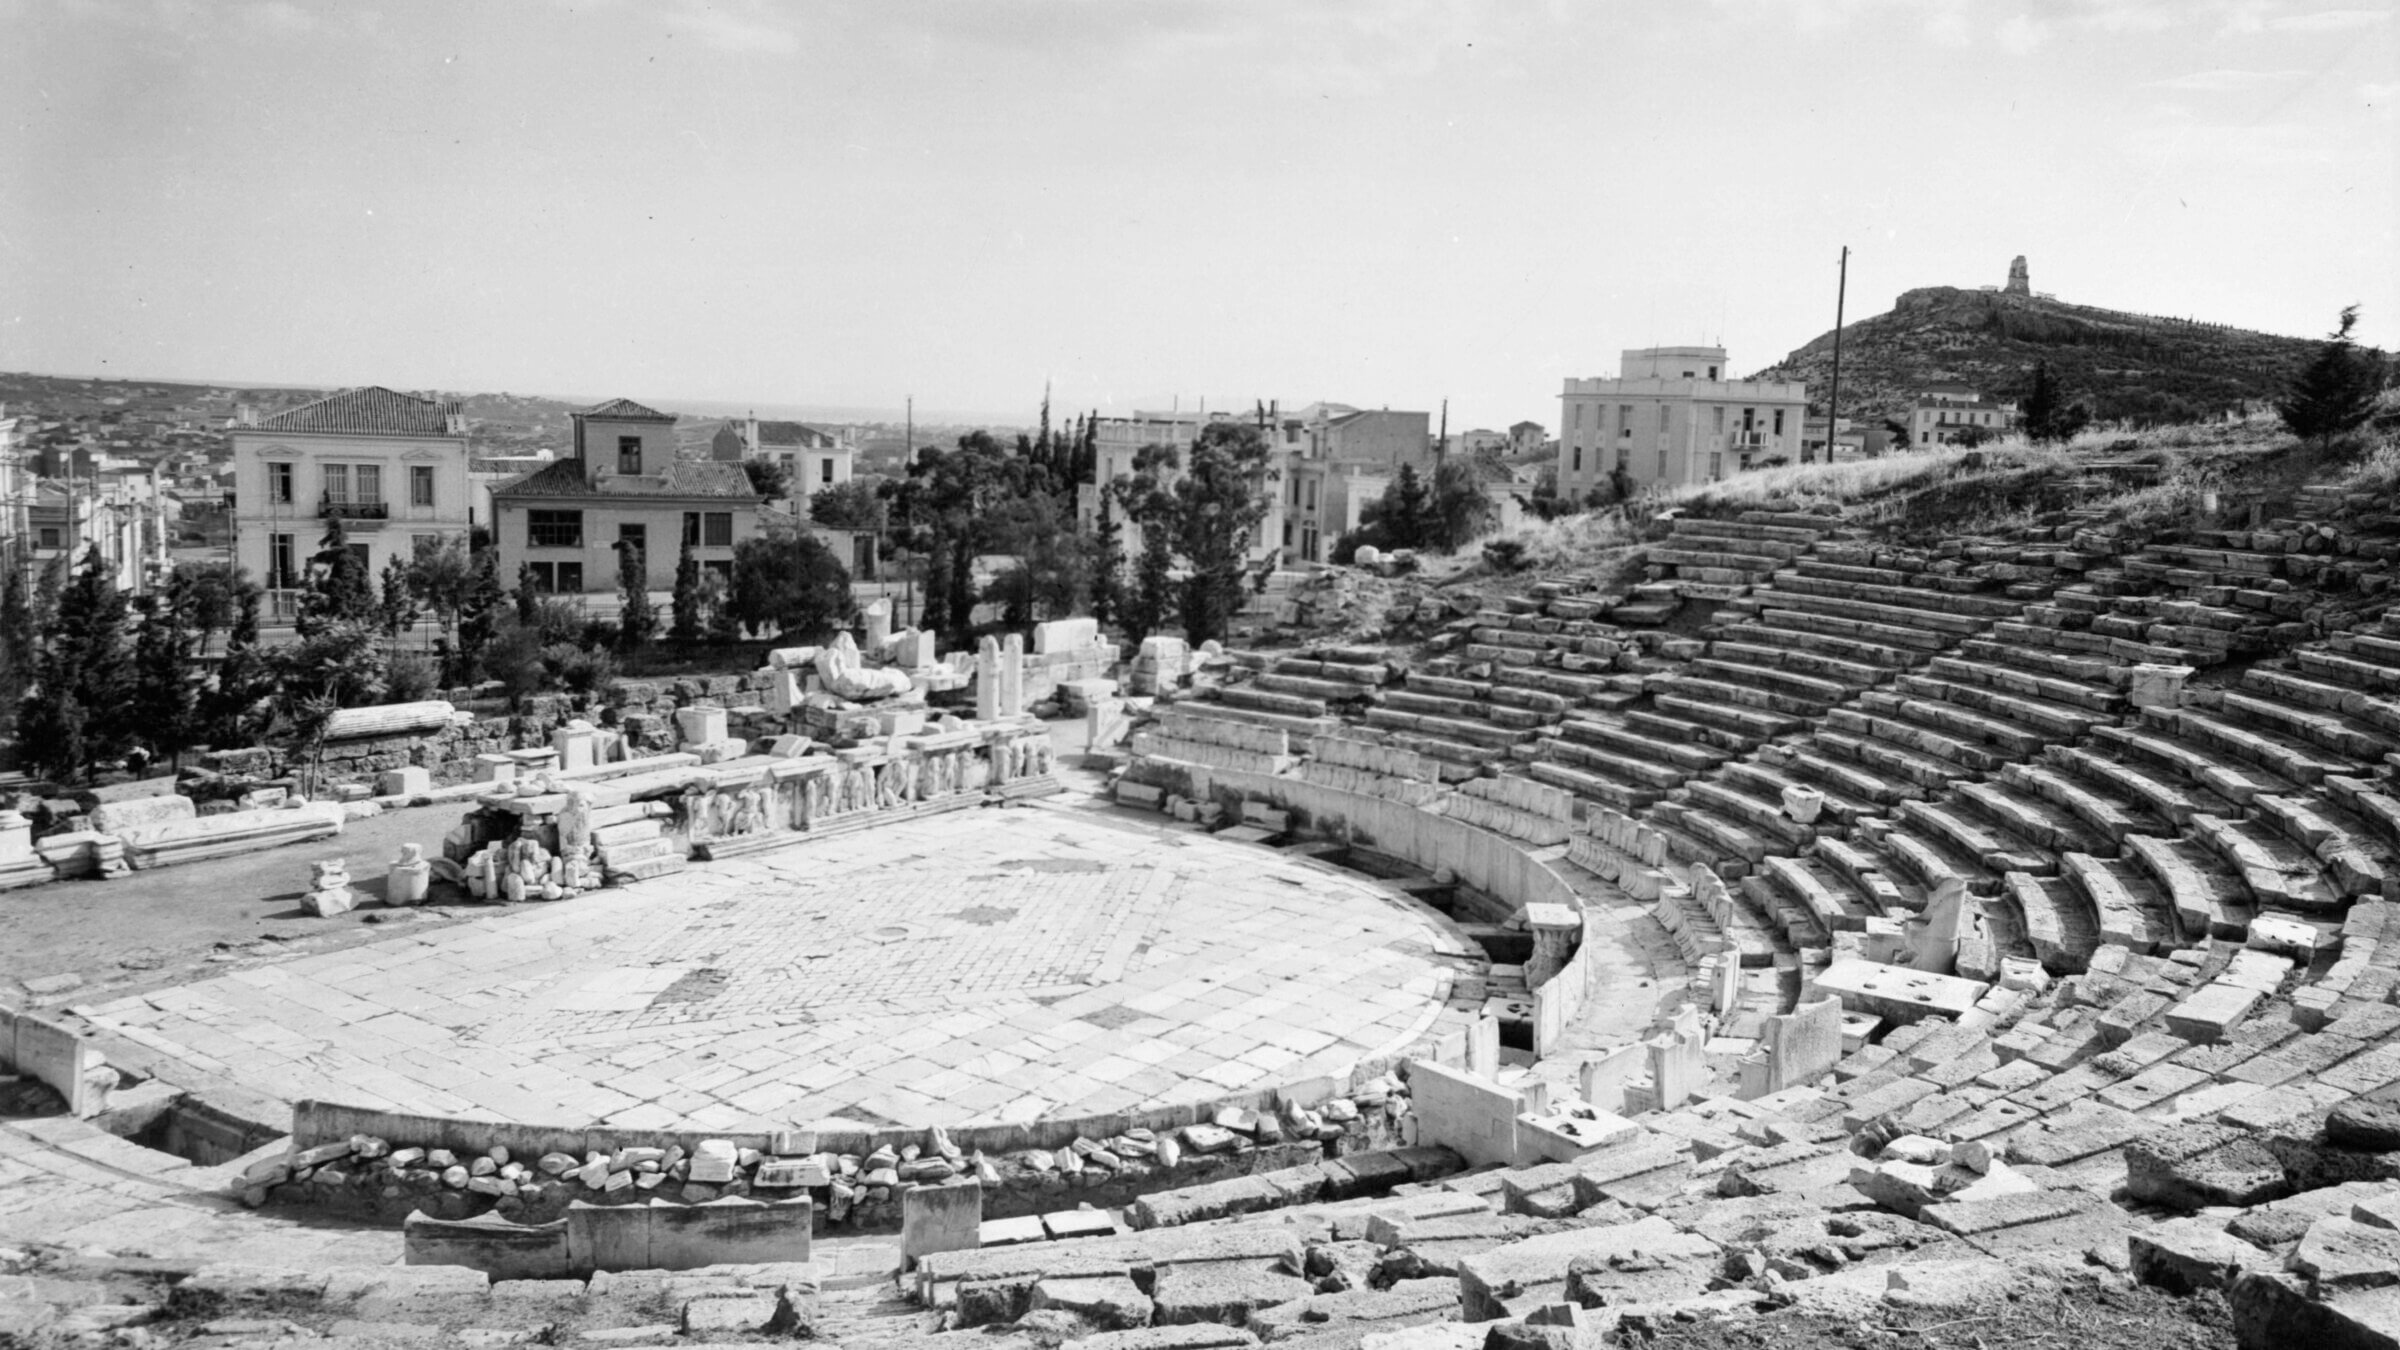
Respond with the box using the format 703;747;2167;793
1483;539;1529;574
547;644;620;698
384;650;439;704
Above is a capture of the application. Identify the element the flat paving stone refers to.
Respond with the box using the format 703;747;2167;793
77;810;1473;1130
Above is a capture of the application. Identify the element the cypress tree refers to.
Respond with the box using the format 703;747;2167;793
2279;305;2388;451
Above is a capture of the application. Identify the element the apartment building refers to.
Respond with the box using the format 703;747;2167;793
1556;347;1809;495
230;387;473;620
1909;384;2020;446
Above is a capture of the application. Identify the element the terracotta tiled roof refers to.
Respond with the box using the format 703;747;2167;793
493;457;760;500
581;397;675;422
754;420;841;448
250;386;462;436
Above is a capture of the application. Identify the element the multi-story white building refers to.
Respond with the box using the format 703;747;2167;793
1556;347;1809;495
230;387;474;621
1908;384;2019;446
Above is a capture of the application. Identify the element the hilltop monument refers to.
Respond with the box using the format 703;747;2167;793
2005;254;2030;295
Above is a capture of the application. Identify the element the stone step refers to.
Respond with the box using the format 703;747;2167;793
604;854;689;885
2120;833;2253;940
1790;557;1931;588
2216;688;2400;761
1648;546;1787;573
2247;793;2394;899
1813;719;1979;790
1273;657;1391;686
1363;708;1536;749
1718;759;1876;827
1213;685;1330;719
2088;724;2296;808
1893;674;2112;742
2058;852;2178;954
2157;706;2357;786
1747;585;1989;639
1624;708;1761;755
2001;870;2101;974
1784;748;1921;807
1649;693;1798;743
1953;779;2114;857
1707;639;1891;689
1855;691;2041;762
1671;517;1824;547
1682;779;1815;851
1164;700;1340;740
1747;604;1951;656
1689;656;1852;706
2296;646;2400;695
1648;799;1774;866
1897;798;2052;875
2188;813;2342;912
1491;665;1617;704
1534;737;1688;791
1251;672;1362;703
1528;760;1662;813
1871;824;1986;898
1816;836;1914;915
2325;773;2400;854
1554;718;1723;774
1923;656;2124;715
1767;573;2019;621
2001;760;2159;842
1761;855;1875;933
1954;637;2118;687
1717;617;1927;670
1405;673;1493;702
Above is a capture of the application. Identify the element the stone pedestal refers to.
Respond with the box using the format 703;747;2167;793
1761;995;1842;1093
975;637;1003;722
901;1179;982;1269
1000;634;1025;717
1646;1007;1706;1111
378;767;431;797
474;754;517;785
552;720;599;773
864;599;892;651
305;858;359;916
675;706;729;745
2128;664;2194;711
387;843;432;906
1780;785;1825;824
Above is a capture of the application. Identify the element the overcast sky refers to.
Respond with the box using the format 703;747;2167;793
4;0;2394;428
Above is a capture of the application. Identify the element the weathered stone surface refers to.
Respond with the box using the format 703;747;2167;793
2330;1100;2400;1153
1149;1266;1314;1328
2125;1124;2292;1212
2229;1271;2400;1350
1456;1217;1718;1321
2295;1217;2400;1292
1033;1276;1155;1332
2129;1217;2259;1293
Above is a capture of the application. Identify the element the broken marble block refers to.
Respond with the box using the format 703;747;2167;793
387;843;432;906
305;858;360;917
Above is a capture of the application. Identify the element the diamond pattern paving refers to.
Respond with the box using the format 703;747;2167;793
80;809;1470;1131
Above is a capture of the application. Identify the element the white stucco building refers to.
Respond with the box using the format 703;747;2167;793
1556;347;1810;495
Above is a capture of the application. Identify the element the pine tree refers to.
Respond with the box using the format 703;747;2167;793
2279;305;2388;451
16;687;85;784
2019;360;2089;444
131;579;200;771
1090;490;1125;630
210;585;269;746
48;547;131;779
377;555;419;639
670;540;703;642
0;560;32;744
453;546;503;685
515;562;541;625
299;516;375;636
923;533;955;638
1390;463;1431;548
617;543;656;652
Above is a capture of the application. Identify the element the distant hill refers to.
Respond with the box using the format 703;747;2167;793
1756;285;2329;428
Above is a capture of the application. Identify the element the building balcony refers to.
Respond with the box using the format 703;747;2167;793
319;498;389;521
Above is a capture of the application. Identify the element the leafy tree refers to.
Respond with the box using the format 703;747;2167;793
670;540;703;642
1122;517;1176;644
726;525;853;641
15;687;85;784
1427;457;1493;551
743;458;790;500
0;559;32;745
1117;421;1276;645
172;561;244;657
451;544;504;685
404;535;478;656
981;490;1084;624
922;535;955;637
617;543;656;652
810;478;887;531
30;553;67;635
2019;360;2090;444
2278;305;2388;451
701;570;741;644
1089;489;1125;630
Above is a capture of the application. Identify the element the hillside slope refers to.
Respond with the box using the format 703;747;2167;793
1758;285;2326;427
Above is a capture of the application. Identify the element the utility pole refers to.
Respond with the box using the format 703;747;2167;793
1437;399;1448;463
1826;246;1849;464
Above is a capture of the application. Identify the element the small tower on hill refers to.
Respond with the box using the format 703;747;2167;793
2005;255;2031;296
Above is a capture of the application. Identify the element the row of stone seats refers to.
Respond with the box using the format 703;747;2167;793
1243;648;1394;711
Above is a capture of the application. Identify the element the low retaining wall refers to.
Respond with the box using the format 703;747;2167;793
1123;758;1604;1056
0;1003;112;1117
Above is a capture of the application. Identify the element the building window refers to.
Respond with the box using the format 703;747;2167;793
1303;480;1317;511
1618;405;1633;437
701;558;733;583
38;526;62;549
1712;406;1725;435
1709;452;1724;481
411;464;435;507
347;542;372;574
820;457;835;486
270;533;296;588
1773;409;1786;436
1573;404;1584;428
1282;520;1293;546
702;512;733;546
617;436;642;475
356;464;383;505
1572;446;1582;473
323;464;349;504
1656;448;1668;479
683;511;701;546
268;462;294;505
1708;365;1719;379
618;523;647;558
528;510;583;548
527;561;585;593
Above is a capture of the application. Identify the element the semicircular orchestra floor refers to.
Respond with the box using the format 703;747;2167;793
81;807;1470;1132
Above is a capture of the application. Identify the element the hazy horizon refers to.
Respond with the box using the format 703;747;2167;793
5;0;2394;434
